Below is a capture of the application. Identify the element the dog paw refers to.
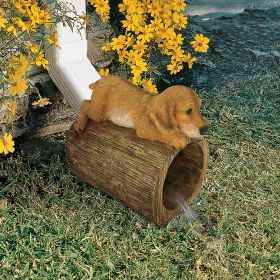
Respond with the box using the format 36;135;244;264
73;121;84;134
173;136;189;150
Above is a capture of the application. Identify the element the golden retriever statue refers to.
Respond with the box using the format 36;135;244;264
74;75;208;150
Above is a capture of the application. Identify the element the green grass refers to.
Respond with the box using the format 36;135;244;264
0;75;279;279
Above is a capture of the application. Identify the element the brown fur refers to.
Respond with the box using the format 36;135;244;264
74;75;207;150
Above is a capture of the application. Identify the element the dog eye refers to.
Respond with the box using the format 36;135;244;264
186;108;192;114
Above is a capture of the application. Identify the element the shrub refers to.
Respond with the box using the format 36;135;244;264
0;0;85;155
88;0;210;93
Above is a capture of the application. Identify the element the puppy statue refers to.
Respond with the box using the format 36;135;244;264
74;75;208;150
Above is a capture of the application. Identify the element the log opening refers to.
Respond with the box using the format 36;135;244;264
162;142;204;211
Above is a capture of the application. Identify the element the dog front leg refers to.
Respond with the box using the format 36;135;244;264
156;133;189;150
171;133;190;150
74;100;91;133
136;130;189;150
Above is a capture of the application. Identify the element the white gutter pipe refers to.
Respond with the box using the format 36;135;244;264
45;0;101;113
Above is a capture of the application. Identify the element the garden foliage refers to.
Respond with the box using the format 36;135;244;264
89;0;210;93
0;0;85;155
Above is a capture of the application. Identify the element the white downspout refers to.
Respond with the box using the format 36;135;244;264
45;0;101;113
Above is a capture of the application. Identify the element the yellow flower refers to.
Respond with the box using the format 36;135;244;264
137;25;153;43
8;79;28;95
172;13;188;30
127;5;144;18
172;0;187;12
147;1;162;17
110;35;127;51
98;68;109;77
117;49;128;63
21;20;36;33
133;40;148;56
183;53;197;69
6;101;17;119
89;0;110;22
16;18;29;33
0;7;5;16
191;34;210;53
171;47;185;63
131;58;148;76
175;34;184;45
101;42;112;52
47;30;60;48
167;61;183;75
32;97;52;107
122;15;138;32
162;9;173;28
6;25;18;37
13;2;52;29
80;12;89;24
166;33;184;50
8;54;30;76
8;74;28;95
125;35;135;47
27;41;40;53
149;19;164;32
40;10;52;28
127;50;143;64
118;0;130;14
142;79;158;94
0;17;7;28
134;24;145;35
32;52;49;71
159;45;172;56
27;4;42;27
158;26;176;41
131;73;142;85
14;2;28;14
0;133;15;155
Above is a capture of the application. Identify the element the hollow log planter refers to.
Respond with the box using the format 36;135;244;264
65;120;208;226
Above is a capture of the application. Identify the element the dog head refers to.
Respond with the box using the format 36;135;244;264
148;85;208;138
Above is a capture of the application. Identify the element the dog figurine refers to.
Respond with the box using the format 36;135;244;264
74;75;208;150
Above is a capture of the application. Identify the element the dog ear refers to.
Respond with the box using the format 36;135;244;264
147;100;177;135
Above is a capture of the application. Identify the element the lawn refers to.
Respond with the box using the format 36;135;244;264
0;73;279;279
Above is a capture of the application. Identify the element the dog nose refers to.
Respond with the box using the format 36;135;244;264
199;126;208;135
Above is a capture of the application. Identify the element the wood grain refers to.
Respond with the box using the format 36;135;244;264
65;120;208;225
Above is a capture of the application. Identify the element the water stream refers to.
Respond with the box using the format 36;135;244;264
179;200;199;224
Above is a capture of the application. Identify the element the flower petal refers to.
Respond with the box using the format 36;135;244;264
0;140;4;153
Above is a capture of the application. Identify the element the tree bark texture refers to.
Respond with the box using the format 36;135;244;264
65;120;208;225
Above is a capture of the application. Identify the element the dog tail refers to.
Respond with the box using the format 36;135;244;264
89;81;98;90
89;75;111;90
